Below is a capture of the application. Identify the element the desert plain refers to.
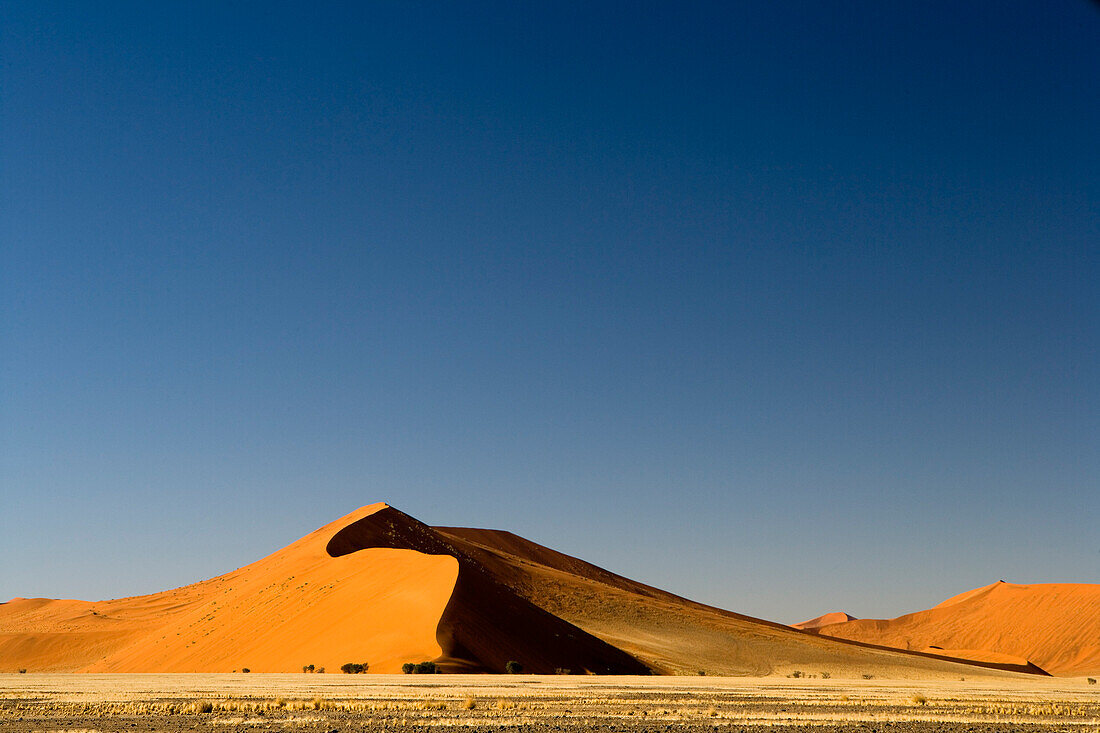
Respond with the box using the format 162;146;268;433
3;672;1100;733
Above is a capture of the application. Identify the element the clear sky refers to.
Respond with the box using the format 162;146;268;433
2;2;1097;624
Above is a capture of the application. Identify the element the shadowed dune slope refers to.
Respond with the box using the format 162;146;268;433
0;504;1051;677
810;581;1100;676
433;527;1043;678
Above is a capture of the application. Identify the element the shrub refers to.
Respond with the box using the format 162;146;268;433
821;671;831;679
911;694;928;706
463;698;476;710
554;668;571;675
18;668;27;674
241;668;250;673
1088;677;1097;685
697;670;706;676
340;662;368;674
861;673;873;679
414;661;437;674
790;670;802;678
505;660;523;674
402;663;415;674
316;667;325;673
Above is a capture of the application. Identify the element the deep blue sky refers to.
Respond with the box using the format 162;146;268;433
2;1;1098;623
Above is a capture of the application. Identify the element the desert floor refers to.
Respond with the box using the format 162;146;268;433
2;673;1098;732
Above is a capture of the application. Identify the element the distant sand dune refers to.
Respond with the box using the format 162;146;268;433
792;612;858;630
809;580;1100;676
0;504;1058;677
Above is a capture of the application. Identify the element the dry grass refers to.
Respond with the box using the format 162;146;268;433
4;674;1100;729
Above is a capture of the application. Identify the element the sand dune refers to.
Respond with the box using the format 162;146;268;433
432;527;1041;678
810;580;1100;676
0;504;457;673
0;504;1055;677
792;612;857;630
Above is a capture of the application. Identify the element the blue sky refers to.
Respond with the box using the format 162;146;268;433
2;1;1097;623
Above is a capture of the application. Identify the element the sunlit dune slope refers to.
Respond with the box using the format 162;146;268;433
0;504;1052;677
811;581;1100;676
0;504;456;672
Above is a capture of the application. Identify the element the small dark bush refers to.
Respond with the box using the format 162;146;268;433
241;668;250;673
862;673;874;679
303;664;315;673
340;662;368;674
697;670;706;676
505;660;523;674
790;670;802;678
554;668;571;675
1088;677;1097;685
18;669;27;674
402;663;415;674
316;667;325;673
414;661;437;674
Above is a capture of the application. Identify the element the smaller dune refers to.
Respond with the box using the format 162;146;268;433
792;612;857;630
814;581;1100;676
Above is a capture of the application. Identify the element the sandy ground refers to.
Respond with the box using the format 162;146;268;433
2;673;1099;732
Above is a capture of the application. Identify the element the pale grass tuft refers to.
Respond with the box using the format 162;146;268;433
463;697;476;710
417;700;446;710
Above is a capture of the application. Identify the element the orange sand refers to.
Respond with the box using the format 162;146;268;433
792;612;857;630
0;505;1062;677
811;581;1100;676
0;504;456;673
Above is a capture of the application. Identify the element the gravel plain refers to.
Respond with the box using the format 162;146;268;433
3;673;1098;732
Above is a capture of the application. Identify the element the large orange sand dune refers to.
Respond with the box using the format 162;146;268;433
0;504;1052;677
809;581;1100;676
